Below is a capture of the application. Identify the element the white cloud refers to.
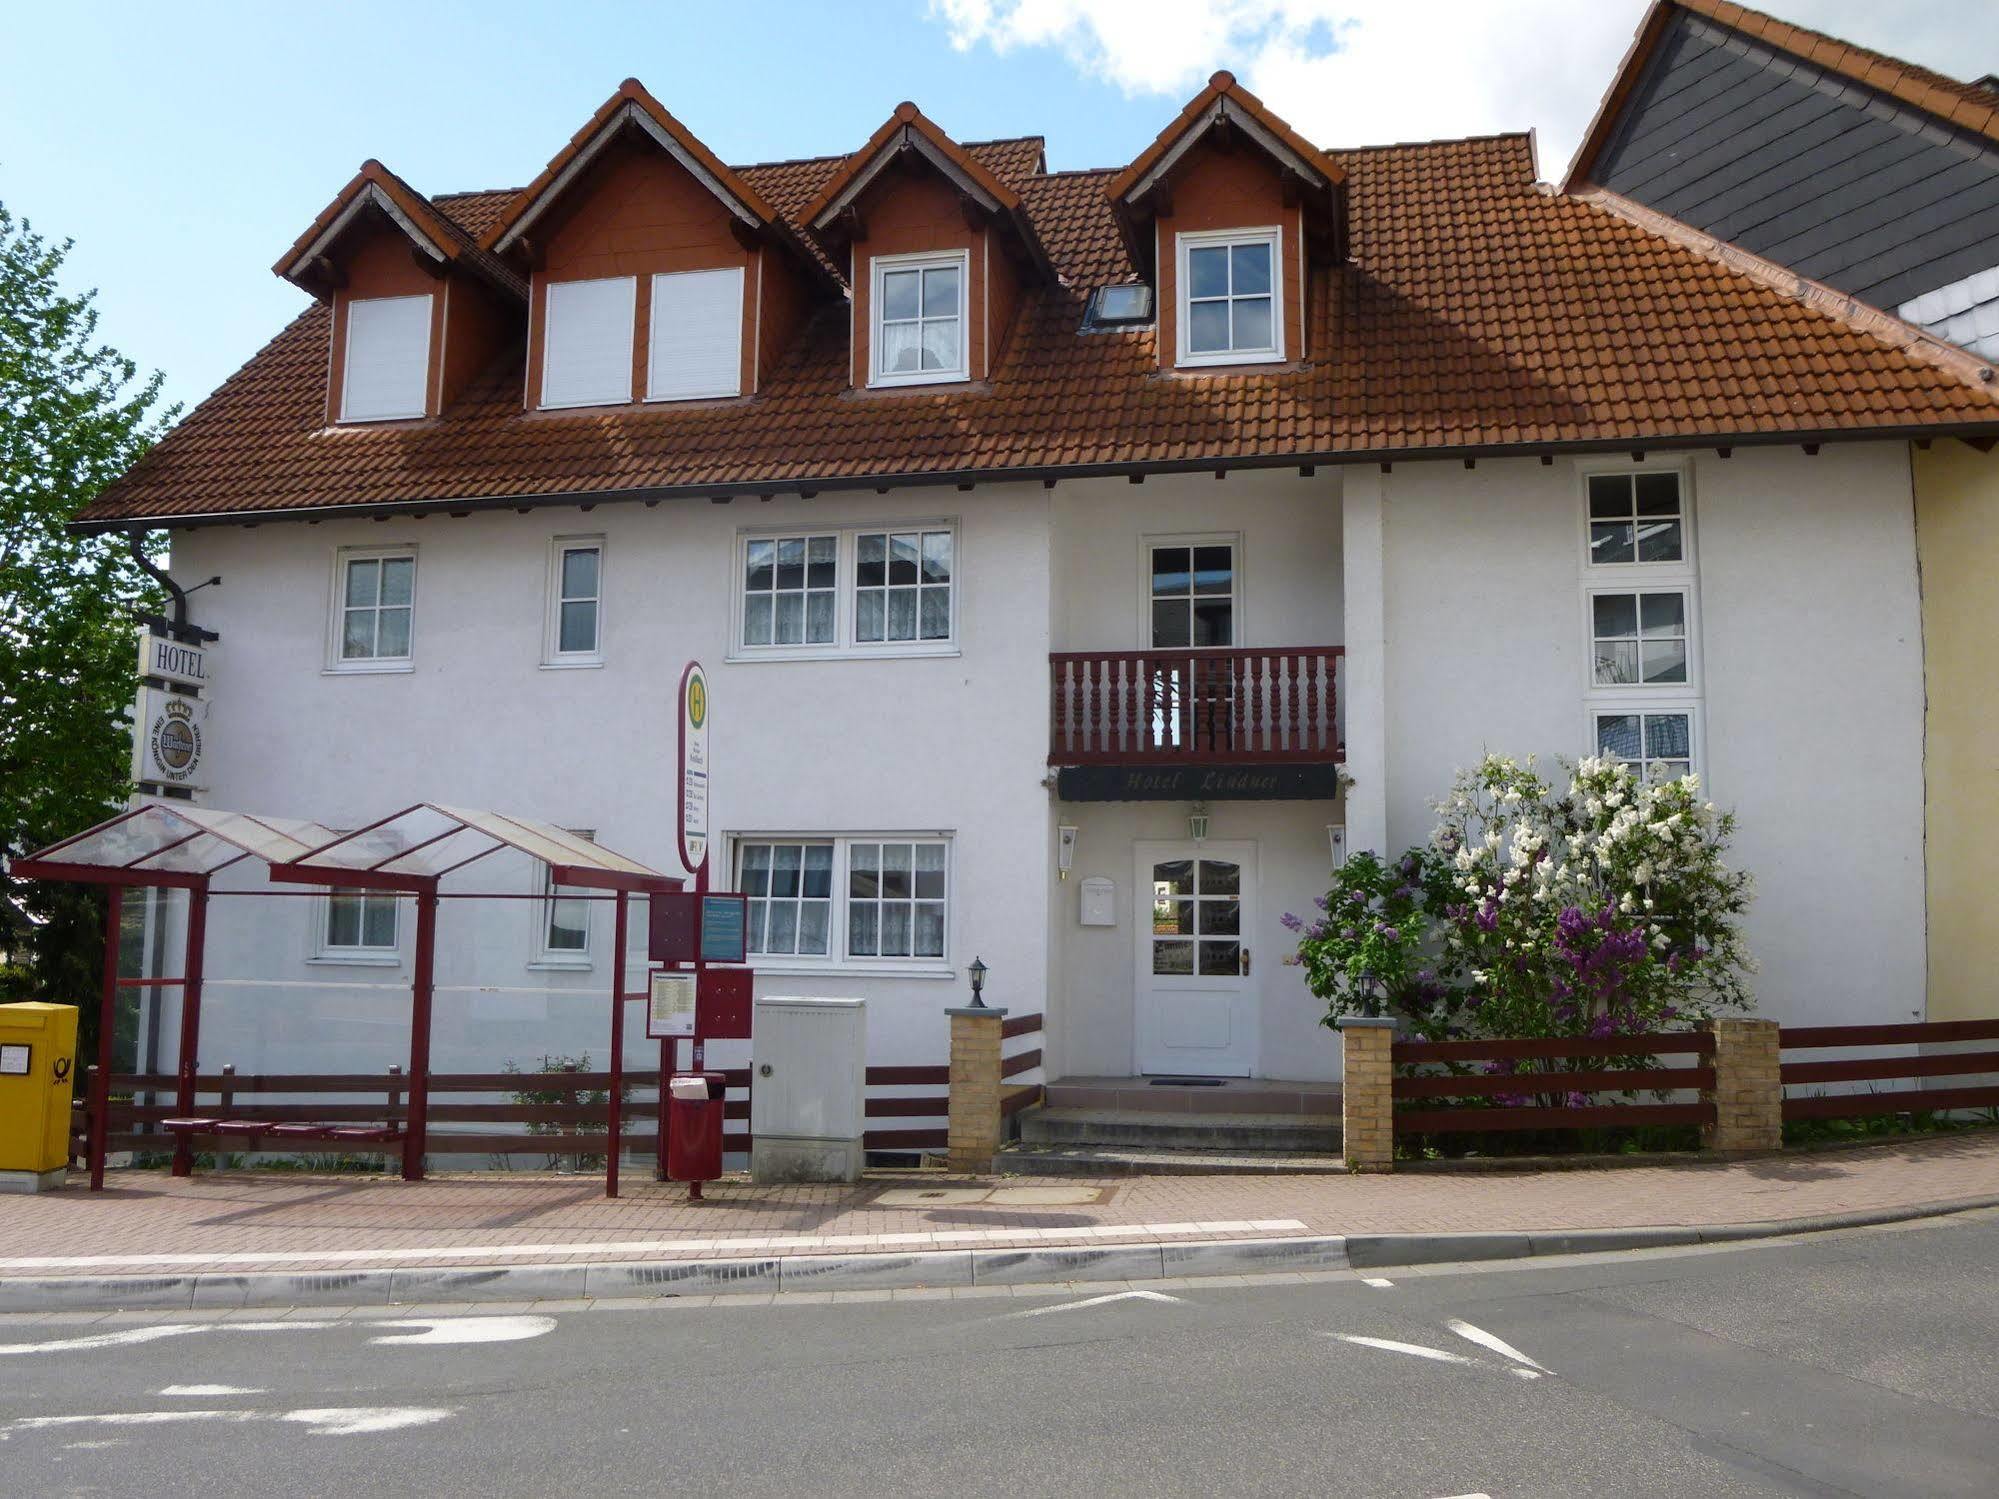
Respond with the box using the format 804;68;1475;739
930;0;1999;179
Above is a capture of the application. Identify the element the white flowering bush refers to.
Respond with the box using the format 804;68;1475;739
1289;753;1754;1044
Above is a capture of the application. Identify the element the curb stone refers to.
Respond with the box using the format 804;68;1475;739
3;1195;1996;1314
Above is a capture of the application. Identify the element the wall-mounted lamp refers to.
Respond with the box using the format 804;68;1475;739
1057;825;1078;881
1327;824;1348;871
1187;802;1210;844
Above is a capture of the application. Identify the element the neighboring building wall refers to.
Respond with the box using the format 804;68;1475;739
1913;440;1999;1022
161;479;1055;1078
1380;444;1926;1028
1590;10;1999;320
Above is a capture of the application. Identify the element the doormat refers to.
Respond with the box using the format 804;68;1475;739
1148;1076;1227;1087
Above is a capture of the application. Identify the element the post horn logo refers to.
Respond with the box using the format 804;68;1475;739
687;673;708;729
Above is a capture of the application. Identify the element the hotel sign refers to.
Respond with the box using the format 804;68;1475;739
1055;763;1344;802
136;629;214;690
131;687;207;792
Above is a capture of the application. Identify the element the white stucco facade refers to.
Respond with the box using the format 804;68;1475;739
144;441;1929;1090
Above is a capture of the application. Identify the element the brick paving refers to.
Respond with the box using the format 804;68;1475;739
3;1132;1996;1277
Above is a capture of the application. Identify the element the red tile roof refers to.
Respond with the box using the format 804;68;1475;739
1105;70;1345;203
798;103;1054;280
274;160;527;303
1567;1;1999;191
80;128;1999;529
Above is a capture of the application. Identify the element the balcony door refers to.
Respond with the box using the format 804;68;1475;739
1148;541;1235;753
1135;841;1257;1077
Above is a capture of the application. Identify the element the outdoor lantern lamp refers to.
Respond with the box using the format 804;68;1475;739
1327;824;1348;870
967;956;989;1008
1187;802;1210;844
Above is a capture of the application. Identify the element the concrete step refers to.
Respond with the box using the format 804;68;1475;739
1017;1106;1340;1154
999;1142;1349;1177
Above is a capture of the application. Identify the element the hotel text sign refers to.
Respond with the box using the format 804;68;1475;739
136;629;214;690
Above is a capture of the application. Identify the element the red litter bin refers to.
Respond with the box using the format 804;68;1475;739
666;1071;727;1194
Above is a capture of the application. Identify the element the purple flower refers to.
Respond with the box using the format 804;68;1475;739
1340;927;1359;941
1474;900;1500;933
1280;911;1304;932
1313;895;1330;911
1376;925;1401;942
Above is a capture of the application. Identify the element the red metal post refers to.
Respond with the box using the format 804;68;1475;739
402;883;438;1182
171;881;209;1177
90;886;122;1191
689;858;707;1200
606;888;628;1198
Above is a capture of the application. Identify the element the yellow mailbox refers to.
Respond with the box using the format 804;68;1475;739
0;1002;80;1191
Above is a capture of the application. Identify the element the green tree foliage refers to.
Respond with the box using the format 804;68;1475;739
1;203;176;1053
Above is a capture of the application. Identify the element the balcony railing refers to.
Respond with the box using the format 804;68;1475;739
1049;646;1344;765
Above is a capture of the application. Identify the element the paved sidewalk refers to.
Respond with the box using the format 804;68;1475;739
4;1131;1996;1277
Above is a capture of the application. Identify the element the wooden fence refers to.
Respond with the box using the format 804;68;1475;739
74;1011;1047;1168
1779;1017;1999;1121
1390;1031;1717;1135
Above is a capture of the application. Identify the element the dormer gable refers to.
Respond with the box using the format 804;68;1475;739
483;79;834;411
1107;72;1346;373
803;103;1054;390
274;160;526;426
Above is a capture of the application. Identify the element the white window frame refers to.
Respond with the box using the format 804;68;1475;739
339;293;432;423
646;266;744;402
729;521;960;662
1175;226;1284;368
728;832;954;977
1591;706;1703;783
531;830;597;969
312;888;403;966
1576;460;1703;778
738;532;841;653
1141;532;1243;649
868;249;970;388
325;545;417;675
543;536;605;668
539;275;637;410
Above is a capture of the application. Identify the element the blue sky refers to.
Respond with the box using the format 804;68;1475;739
6;0;1991;417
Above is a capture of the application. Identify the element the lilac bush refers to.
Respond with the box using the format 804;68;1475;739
1287;754;1754;1044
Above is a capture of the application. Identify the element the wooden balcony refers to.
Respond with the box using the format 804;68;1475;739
1049;646;1345;767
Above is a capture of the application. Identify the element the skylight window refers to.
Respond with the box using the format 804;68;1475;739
1083;283;1154;331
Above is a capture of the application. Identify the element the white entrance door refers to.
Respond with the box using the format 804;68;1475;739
1135;841;1257;1077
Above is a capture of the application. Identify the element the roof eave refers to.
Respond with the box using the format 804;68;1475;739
74;420;1999;535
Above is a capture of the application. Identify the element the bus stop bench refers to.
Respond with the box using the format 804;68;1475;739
159;1118;402;1145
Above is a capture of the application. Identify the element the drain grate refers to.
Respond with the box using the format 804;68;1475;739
1147;1076;1227;1087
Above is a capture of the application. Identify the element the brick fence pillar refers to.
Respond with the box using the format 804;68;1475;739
1338;1016;1397;1173
1703;1017;1783;1154
947;1006;1008;1175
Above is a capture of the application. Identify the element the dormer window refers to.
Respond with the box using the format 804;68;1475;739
1177;228;1281;367
871;250;968;387
541;276;637;409
341;294;432;422
1084;283;1154;329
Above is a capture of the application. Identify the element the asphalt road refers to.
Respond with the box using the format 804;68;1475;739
5;1210;1998;1498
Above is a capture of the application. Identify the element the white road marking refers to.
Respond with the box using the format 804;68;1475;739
1446;1316;1551;1373
0;1325;206;1357
1001;1290;1186;1319
1;1406;452;1440
160;1384;265;1397
368;1316;555;1346
0;1219;1310;1271
1363;1277;1395;1288
1331;1334;1478;1366
2;1316;521;1359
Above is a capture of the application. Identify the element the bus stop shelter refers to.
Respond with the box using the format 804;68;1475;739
13;801;681;1195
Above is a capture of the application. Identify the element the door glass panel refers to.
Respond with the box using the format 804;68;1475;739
1150;858;1242;974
